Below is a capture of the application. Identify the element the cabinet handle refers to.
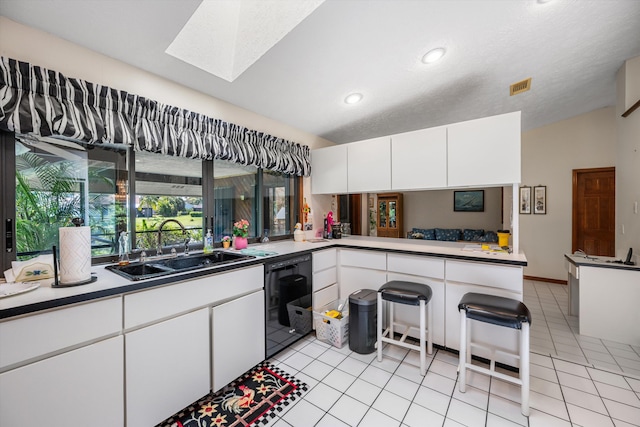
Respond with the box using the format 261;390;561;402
5;218;13;253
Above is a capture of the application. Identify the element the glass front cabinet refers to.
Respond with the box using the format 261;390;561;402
376;193;403;238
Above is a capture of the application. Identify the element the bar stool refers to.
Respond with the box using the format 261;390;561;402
458;292;532;416
377;280;433;375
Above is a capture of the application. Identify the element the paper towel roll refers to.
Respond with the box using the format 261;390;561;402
59;226;92;284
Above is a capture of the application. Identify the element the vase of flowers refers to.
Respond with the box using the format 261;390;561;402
233;219;249;250
221;235;231;249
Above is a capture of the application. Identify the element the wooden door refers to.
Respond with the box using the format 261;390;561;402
572;167;615;256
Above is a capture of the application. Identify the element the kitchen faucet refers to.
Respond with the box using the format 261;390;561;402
156;219;187;256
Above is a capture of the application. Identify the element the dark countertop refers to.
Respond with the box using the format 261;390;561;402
1;237;527;320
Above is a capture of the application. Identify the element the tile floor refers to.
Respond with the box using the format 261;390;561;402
525;279;640;377
265;281;640;427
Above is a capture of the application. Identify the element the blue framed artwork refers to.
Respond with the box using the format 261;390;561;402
454;190;484;212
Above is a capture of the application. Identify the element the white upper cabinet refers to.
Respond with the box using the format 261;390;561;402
311;145;348;194
391;126;447;190
347;136;391;193
447;111;521;187
310;111;521;194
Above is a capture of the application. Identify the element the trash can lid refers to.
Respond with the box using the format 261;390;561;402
349;289;378;306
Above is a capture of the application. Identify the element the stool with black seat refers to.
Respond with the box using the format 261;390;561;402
377;280;433;375
458;292;532;416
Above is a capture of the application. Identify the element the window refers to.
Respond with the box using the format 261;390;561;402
134;151;203;253
212;159;258;242
2;132;300;268
14;134;128;260
263;170;295;238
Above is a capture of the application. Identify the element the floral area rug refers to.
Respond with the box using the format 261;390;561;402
157;362;308;427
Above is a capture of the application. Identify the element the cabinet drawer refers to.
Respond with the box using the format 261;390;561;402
0;335;124;427
0;297;122;369
313;248;337;272
313;267;336;292
313;283;338;311
446;260;522;292
124;265;263;329
387;253;444;279
339;249;387;270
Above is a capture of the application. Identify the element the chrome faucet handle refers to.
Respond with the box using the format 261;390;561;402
170;247;177;257
184;237;191;255
156;246;163;256
140;250;147;262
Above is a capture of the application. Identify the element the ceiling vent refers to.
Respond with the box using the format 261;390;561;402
510;78;532;96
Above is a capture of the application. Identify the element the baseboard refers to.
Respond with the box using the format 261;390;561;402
524;275;567;285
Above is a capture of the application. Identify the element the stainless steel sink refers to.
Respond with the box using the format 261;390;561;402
106;251;255;281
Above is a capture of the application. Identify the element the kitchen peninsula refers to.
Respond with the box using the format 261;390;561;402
565;254;640;346
0;237;526;427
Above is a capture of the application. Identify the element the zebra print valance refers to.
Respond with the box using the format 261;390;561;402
0;57;311;176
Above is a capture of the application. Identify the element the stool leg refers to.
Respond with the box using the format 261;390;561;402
466;317;471;365
521;322;530;416
459;309;467;393
419;299;426;376
377;292;383;363
427;300;433;355
389;300;394;338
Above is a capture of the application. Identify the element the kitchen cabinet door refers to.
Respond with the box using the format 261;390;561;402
212;290;265;391
0;336;124;427
447;111;521;187
445;282;521;366
126;308;210;427
391;126;447;190
0;296;122;370
347;136;391;193
386;253;446;346
313;248;337;293
311;145;348;194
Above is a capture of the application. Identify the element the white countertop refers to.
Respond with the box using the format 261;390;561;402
1;236;527;319
565;254;640;271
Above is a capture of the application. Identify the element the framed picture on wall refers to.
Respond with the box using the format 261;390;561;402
534;186;547;214
519;186;531;214
454;190;484;212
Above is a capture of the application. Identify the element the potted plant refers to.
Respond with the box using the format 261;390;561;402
232;219;249;250
221;235;231;249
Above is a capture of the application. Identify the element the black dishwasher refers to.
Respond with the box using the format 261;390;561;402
264;253;312;358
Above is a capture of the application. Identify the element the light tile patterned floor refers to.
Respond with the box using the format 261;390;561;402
266;281;640;427
525;280;640;377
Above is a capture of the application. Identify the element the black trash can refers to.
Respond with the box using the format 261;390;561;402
348;289;378;354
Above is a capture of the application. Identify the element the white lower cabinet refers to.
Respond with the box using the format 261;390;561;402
313;248;338;310
212;290;265;392
445;260;523;366
126;308;210;427
338;249;387;299
387;253;446;346
0;335;124;427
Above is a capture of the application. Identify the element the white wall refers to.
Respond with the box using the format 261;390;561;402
521;107;617;280
616;56;640;264
403;187;504;234
0;17;337;231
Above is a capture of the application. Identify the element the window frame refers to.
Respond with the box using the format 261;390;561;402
2;131;301;267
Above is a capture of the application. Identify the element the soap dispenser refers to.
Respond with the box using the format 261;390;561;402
204;229;213;253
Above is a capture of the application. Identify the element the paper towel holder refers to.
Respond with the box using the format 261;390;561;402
51;241;97;288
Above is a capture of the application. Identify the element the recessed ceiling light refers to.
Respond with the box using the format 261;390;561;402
537;0;553;3
422;47;446;64
344;93;363;104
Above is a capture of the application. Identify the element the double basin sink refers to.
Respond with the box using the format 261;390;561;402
106;251;255;281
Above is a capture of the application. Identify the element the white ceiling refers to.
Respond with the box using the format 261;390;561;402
2;0;640;144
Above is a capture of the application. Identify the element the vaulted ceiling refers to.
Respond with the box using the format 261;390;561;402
2;0;639;144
